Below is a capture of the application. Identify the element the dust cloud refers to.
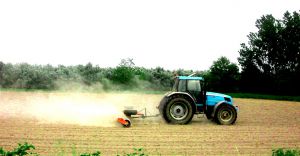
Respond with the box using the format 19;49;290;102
0;91;162;127
26;94;122;127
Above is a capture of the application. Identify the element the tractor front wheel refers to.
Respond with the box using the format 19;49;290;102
163;97;194;124
215;105;237;125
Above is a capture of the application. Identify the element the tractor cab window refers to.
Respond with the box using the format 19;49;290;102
187;80;201;92
178;80;187;92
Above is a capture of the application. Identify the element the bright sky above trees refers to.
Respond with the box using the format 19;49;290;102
0;0;299;70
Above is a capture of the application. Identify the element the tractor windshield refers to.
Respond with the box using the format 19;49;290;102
187;80;201;92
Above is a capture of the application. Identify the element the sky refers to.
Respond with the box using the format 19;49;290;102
0;0;299;71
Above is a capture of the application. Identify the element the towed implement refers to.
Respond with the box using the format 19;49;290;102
117;107;159;127
118;75;238;127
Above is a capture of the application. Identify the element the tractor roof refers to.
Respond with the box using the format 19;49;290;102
177;76;204;80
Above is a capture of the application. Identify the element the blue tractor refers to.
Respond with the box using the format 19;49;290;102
158;76;238;125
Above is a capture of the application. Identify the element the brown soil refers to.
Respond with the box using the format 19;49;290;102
0;91;299;155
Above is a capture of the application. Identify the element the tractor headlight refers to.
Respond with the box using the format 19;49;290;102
224;97;231;102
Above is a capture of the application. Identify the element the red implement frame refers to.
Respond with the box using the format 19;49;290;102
117;118;131;127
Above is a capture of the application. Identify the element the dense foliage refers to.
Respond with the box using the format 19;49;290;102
0;142;37;156
0;57;241;92
238;11;300;95
0;59;176;91
205;56;239;92
272;148;300;156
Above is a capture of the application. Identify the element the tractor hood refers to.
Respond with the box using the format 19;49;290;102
206;92;231;98
162;91;234;106
206;92;233;106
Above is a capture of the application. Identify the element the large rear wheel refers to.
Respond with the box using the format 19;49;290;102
163;97;194;124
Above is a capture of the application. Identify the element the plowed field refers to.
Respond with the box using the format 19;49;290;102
0;91;299;155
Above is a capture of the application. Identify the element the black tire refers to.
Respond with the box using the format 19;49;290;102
205;113;213;120
159;96;171;122
123;119;131;128
163;97;194;124
215;105;237;125
123;110;138;116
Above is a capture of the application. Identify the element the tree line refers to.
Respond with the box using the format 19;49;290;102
0;60;171;91
238;11;300;95
0;11;299;95
0;57;239;92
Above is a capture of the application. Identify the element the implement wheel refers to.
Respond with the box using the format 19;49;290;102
123;110;138;116
123;119;131;128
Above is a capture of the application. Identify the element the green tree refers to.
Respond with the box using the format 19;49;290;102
134;67;153;81
0;61;4;87
111;58;135;84
151;67;173;90
207;56;240;92
78;63;102;85
238;11;300;94
0;63;19;88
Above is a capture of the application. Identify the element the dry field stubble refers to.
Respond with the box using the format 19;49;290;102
0;91;299;155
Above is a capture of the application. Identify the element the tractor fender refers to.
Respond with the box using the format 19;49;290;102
166;92;197;112
211;101;235;118
166;92;196;103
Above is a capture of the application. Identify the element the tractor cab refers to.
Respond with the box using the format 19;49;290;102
172;76;206;111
